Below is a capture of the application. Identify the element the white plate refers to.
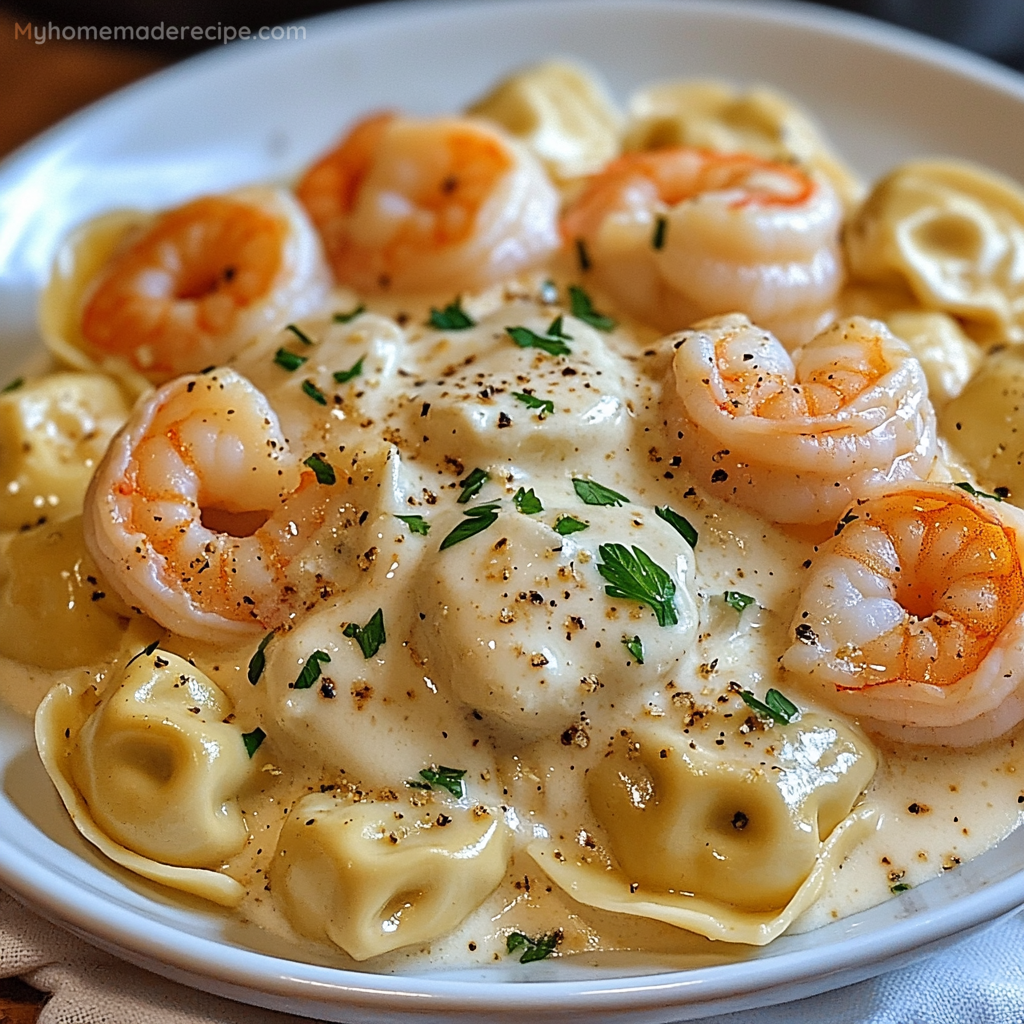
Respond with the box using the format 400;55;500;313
4;1;1024;1020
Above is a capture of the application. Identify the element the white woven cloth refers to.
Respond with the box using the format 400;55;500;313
3;884;1022;1023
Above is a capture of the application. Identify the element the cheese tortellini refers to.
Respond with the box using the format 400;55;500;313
274;792;511;960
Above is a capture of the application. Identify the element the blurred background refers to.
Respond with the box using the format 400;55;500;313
3;0;1024;158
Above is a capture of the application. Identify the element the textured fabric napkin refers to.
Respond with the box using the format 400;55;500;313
2;884;1022;1024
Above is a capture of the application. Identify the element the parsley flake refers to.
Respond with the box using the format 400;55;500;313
507;929;562;963
286;323;316;346
242;727;266;758
395;514;430;536
273;348;307;371
293;650;331;690
513;487;543;514
415;765;467;798
724;591;755;613
655;505;698;549
890;882;912;894
303;453;336;485
247;631;275;685
740;688;800;725
554;514;590;535
572;478;629;506
333;304;366;323
457;467;490;503
623;635;644;664
506;324;572;357
428;297;475;330
512;391;555;418
568;284;616;331
597;543;678;627
834;510;860;535
652;215;668;250
301;379;328;405
439;503;500;551
955;481;1003;502
333;356;365;384
342;608;387;659
2;377;25;394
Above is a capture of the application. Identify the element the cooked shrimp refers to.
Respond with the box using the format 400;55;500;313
75;187;330;380
782;482;1024;746
83;368;327;642
672;313;938;525
562;147;843;343
296;112;560;294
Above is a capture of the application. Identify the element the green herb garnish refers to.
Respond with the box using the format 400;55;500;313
655;505;698;549
333;356;365;384
724;591;755;614
740;688;800;725
247;631;275;685
274;348;307;371
554;514;590;536
572;478;629;506
569;284;616;331
286;323;316;346
293;650;331;690
457;467;490;504
512;391;555;418
301;379;328;405
303;453;336;485
513;487;543;514
415;765;467;799
652;215;668;250
428;297;475;330
623;635;644;664
597;543;678;627
507;930;562;963
890;882;912;894
395;514;430;536
242;727;266;758
1;377;24;394
439;503;501;551
506;324;572;357
955;481;1004;502
342;608;386;659
333;304;366;323
834;510;860;535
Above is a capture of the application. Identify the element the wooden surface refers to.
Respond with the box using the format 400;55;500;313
0;15;168;1016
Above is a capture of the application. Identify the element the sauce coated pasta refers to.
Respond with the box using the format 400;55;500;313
7;59;1024;972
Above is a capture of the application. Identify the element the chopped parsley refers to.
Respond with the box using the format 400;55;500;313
506;321;572;357
439;502;500;551
126;639;161;668
890;882;912;894
247;631;275;685
955;481;1004;502
568;284;616;331
655;505;698;549
413;765;467;798
741;688;800;725
513;487;543;514
273;348;307;371
834;510;859;535
333;304;366;323
575;238;591;272
457;467;490;504
394;514;430;536
301;379;328;405
572;478;629;506
1;377;23;394
428;297;475;330
292;650;331;690
597;543;678;627
507;929;562;963
286;323;316;346
554;514;590;536
652;215;668;250
242;727;266;758
333;356;365;384
724;591;755;614
343;608;387;659
623;635;644;664
303;453;336;485
512;391;555;418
